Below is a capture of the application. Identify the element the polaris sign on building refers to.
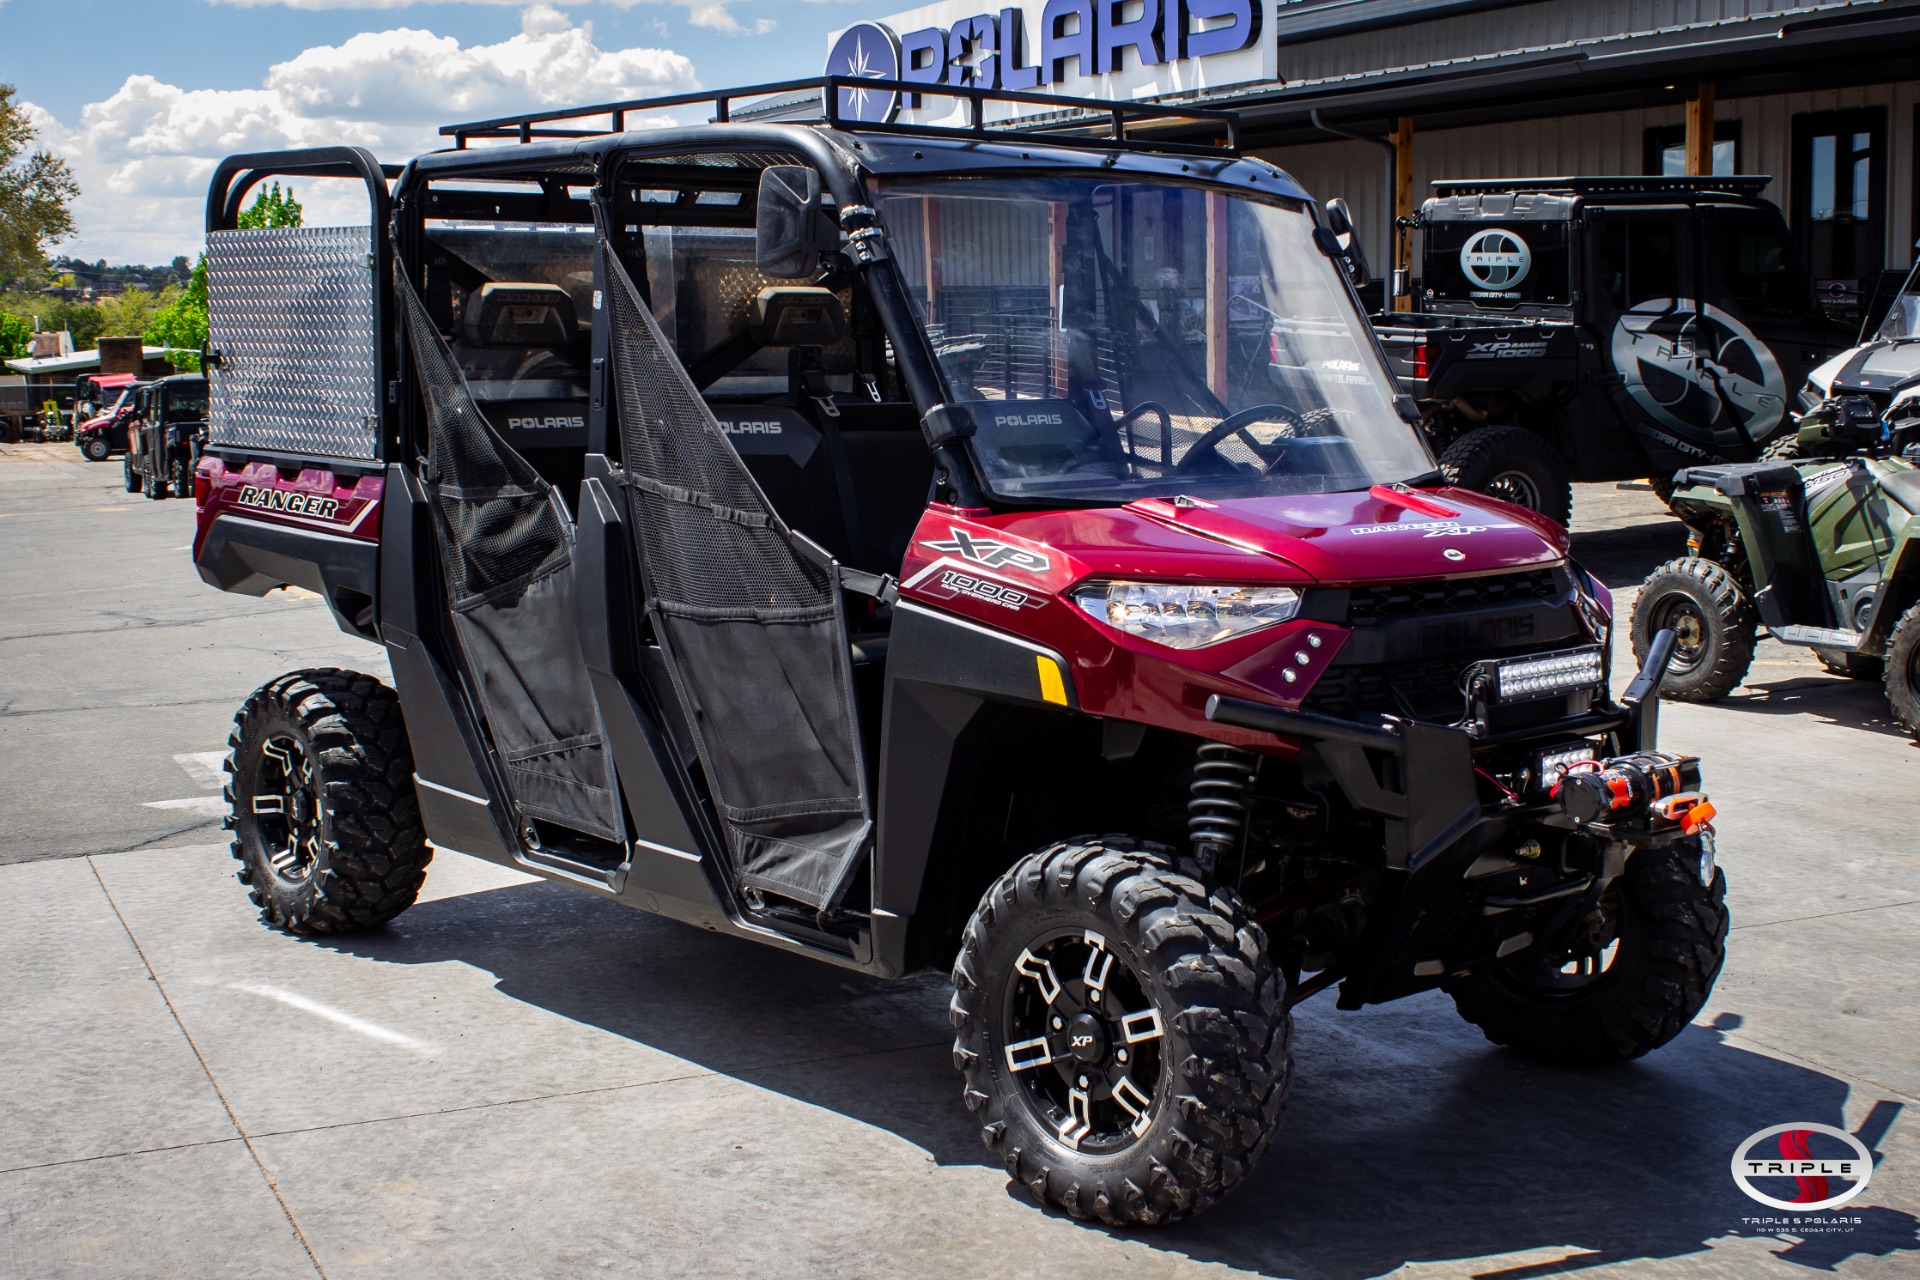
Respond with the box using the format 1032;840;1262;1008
826;0;1276;126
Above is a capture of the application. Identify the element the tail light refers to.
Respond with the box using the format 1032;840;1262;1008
1268;332;1281;366
193;459;212;508
1410;340;1430;381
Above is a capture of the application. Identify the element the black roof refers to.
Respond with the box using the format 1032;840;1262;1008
1431;175;1773;199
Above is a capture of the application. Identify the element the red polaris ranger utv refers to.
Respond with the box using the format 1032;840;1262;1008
194;79;1724;1226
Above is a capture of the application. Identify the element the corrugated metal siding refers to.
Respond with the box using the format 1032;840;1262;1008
1269;0;1888;90
1257;80;1918;273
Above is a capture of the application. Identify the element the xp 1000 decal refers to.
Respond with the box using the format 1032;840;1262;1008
1610;299;1788;454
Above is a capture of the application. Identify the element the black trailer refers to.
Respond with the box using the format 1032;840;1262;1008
1373;176;1858;523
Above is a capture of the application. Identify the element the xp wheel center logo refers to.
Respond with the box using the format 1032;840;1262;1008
824;23;901;125
1460;229;1532;292
1731;1123;1874;1211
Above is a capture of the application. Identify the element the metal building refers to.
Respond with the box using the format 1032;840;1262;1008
830;0;1920;321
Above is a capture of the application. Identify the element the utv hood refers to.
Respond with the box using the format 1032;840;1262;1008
999;488;1566;586
1822;341;1920;404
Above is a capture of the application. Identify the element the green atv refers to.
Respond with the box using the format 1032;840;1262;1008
1631;395;1920;735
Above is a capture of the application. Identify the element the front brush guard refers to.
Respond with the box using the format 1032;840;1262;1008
1205;633;1683;1005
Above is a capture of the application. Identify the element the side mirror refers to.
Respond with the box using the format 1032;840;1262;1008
756;166;839;279
1323;197;1371;288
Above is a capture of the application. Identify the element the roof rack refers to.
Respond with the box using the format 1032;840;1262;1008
1431;175;1773;198
440;75;1240;158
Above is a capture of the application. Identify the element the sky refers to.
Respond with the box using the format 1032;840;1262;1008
0;0;868;265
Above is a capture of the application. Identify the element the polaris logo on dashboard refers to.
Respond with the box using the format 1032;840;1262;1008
507;415;585;431
723;420;785;435
236;485;339;521
992;412;1064;429
922;527;1053;574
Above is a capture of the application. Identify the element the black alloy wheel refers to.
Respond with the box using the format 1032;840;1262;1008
999;927;1168;1155
250;735;323;888
952;838;1290;1226
228;669;430;933
171;454;193;499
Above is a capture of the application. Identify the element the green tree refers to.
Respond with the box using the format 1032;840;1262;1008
0;83;80;289
146;259;207;370
97;284;172;339
237;181;303;230
0;311;31;360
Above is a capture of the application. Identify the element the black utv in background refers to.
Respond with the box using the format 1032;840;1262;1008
124;374;209;500
1372;177;1856;524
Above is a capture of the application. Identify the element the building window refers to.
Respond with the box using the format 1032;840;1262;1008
1792;108;1887;294
1643;122;1741;177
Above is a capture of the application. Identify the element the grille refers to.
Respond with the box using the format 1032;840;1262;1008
1306;653;1477;721
1345;568;1562;627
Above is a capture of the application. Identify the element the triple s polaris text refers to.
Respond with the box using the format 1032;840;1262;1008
187;76;1726;1226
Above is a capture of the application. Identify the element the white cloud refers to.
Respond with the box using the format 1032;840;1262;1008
27;11;698;263
209;0;777;37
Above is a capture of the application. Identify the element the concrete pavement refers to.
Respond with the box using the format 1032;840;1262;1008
2;446;1917;1278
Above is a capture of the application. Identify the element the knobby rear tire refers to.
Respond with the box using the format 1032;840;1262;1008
227;669;430;934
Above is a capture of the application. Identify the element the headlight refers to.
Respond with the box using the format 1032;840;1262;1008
1072;580;1302;649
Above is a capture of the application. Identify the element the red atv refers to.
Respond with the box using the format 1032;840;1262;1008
73;374;145;462
193;82;1724;1227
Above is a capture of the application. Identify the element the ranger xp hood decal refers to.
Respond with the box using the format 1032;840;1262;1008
921;527;1053;574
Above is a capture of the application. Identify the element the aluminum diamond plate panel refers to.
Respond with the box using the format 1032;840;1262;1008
207;226;380;460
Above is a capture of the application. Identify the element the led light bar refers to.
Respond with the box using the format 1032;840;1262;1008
1495;646;1605;702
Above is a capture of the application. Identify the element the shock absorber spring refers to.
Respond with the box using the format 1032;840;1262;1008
1189;742;1258;868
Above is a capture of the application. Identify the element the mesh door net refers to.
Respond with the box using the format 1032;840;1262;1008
400;279;623;843
603;246;870;910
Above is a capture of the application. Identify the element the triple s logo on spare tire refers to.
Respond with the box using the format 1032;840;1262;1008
1611;299;1788;450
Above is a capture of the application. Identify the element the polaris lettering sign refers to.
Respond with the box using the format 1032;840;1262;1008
1460;229;1532;295
828;0;1277;127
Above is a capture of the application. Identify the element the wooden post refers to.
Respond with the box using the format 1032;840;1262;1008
1392;115;1414;312
1685;81;1716;176
1206;191;1230;401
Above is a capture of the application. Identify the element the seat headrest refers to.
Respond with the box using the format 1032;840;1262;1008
463;282;577;348
749;287;848;348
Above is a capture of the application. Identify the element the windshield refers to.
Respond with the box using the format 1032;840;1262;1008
876;175;1432;503
1876;263;1920;341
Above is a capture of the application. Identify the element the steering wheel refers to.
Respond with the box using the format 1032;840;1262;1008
1175;404;1310;473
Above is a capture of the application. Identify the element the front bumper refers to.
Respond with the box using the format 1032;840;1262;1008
1207;633;1688;1005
